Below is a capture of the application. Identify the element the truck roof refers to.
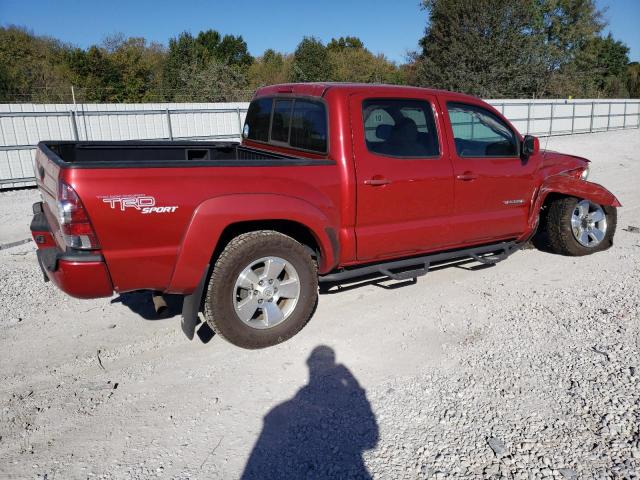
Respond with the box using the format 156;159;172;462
254;82;479;102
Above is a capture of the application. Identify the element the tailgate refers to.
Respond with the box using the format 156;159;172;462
34;146;65;250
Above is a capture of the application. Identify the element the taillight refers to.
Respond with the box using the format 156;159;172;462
58;182;100;249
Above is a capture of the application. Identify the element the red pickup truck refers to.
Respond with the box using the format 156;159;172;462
31;83;620;349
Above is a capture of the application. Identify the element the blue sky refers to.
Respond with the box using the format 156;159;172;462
1;0;638;63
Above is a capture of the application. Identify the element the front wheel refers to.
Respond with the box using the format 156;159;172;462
545;196;617;256
203;231;318;349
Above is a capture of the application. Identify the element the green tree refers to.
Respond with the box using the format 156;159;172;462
415;0;622;97
104;35;166;102
328;47;402;84
216;34;253;66
327;35;405;84
627;62;640;98
290;37;333;82
0;26;73;102
178;58;250;102
161;32;198;100
66;45;123;101
161;30;252;100
248;49;292;88
195;29;221;64
577;34;629;96
535;0;604;93
327;36;365;52
416;0;544;97
193;30;252;66
0;62;9;100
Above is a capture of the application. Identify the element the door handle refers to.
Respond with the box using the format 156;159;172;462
364;177;391;186
456;172;478;181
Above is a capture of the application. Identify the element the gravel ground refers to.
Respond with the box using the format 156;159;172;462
0;129;639;479
0;188;40;246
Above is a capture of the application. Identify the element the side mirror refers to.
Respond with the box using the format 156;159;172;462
522;135;539;157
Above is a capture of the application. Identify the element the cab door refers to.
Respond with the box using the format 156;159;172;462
350;92;455;261
442;99;539;245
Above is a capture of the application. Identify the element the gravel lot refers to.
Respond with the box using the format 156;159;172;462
1;129;639;479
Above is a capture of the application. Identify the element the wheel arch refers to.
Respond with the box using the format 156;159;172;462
212;219;325;267
539;174;621;208
523;174;621;240
167;194;340;293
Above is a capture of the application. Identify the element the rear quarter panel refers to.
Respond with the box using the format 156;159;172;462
65;164;342;293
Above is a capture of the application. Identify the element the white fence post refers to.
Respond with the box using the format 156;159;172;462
166;109;173;140
236;107;243;138
69;110;79;141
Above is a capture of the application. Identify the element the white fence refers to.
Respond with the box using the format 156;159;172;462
0;102;250;188
486;99;640;138
1;99;638;189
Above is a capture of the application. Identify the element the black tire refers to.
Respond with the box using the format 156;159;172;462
545;196;617;256
204;230;318;349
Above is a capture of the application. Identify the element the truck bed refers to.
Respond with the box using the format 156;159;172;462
33;138;342;296
40;141;330;168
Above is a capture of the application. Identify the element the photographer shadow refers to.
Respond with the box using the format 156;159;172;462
241;346;379;479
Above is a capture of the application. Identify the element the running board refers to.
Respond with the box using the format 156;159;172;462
319;241;520;284
470;242;522;265
380;262;430;281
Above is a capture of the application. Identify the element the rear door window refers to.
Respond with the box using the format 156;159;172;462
362;99;440;158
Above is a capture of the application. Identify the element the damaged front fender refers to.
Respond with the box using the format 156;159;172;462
523;173;621;239
540;174;621;208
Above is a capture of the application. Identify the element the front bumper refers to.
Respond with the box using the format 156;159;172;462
31;202;113;299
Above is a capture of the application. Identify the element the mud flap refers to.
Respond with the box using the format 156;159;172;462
36;249;51;282
180;264;209;340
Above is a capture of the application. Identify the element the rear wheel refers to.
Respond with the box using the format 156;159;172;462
545;196;616;256
204;231;318;349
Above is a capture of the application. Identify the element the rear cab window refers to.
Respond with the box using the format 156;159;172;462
362;98;440;158
243;96;328;154
244;98;272;142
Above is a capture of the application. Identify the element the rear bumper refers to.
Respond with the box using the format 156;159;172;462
36;248;113;299
32;202;113;299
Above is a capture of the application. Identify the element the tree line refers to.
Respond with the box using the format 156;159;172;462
1;0;638;103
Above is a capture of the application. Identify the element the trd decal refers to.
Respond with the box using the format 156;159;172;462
100;194;178;214
141;206;178;214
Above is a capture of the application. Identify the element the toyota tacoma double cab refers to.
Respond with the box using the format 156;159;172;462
31;83;620;349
